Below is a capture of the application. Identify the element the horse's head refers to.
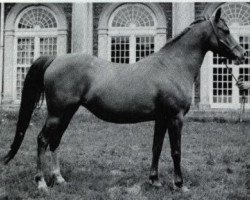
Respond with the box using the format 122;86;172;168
207;8;246;65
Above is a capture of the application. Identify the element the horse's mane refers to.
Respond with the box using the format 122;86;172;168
161;17;207;49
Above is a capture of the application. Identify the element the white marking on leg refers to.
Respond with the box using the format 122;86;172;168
51;149;66;184
37;177;48;193
172;180;189;192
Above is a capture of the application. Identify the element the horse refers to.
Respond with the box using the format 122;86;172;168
2;8;246;193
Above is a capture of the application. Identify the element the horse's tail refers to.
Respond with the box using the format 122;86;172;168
2;56;55;165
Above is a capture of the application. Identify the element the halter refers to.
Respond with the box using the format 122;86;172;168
209;18;239;54
208;17;246;122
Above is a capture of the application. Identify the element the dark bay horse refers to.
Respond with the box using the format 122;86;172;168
2;9;246;192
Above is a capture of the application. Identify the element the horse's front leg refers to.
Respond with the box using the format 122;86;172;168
168;113;189;192
149;118;167;187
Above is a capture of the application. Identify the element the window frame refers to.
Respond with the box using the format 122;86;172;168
107;4;157;64
13;6;60;102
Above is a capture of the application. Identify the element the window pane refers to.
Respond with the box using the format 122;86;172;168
135;36;154;62
212;66;233;104
40;37;57;56
111;36;129;64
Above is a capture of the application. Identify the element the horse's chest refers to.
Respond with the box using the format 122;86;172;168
160;84;192;112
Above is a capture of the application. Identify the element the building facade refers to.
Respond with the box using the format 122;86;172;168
0;2;249;110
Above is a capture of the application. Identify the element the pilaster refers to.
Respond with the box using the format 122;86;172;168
72;3;93;54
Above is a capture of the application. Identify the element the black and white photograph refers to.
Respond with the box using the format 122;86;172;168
0;0;249;199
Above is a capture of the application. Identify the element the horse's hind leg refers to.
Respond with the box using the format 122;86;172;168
35;105;79;192
149;118;167;187
35;117;57;192
50;148;65;185
49;105;79;185
168;113;189;192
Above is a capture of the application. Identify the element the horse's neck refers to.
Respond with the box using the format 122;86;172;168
159;26;208;82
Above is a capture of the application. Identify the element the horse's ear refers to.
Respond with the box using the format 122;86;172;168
214;8;221;23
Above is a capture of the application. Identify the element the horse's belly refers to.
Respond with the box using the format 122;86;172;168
84;95;156;123
87;107;155;123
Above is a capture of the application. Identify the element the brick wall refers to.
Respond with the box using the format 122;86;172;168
93;3;107;57
195;2;207;19
60;3;72;53
159;3;172;40
4;3;14;19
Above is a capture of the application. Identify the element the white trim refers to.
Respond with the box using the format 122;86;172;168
129;35;136;63
108;29;156;36
15;31;58;37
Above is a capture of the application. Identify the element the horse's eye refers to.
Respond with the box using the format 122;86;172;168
224;29;230;34
220;28;229;34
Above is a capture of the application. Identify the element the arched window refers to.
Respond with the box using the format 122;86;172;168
14;6;60;100
111;4;155;28
221;3;250;26
210;3;250;109
108;4;156;64
98;3;167;64
17;7;57;29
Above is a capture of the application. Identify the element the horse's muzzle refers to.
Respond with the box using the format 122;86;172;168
233;47;246;65
233;56;245;65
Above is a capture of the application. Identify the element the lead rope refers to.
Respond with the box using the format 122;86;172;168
223;62;246;122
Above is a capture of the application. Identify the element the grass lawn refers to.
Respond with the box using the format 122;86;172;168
0;108;249;200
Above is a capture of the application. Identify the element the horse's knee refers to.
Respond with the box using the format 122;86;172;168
49;133;63;152
37;134;48;148
171;151;181;161
49;141;60;152
45;117;60;130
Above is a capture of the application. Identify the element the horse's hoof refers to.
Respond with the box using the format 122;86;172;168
173;181;189;192
38;185;49;195
150;180;163;187
181;186;189;193
50;174;67;187
36;177;49;194
58;180;67;186
1;152;13;165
